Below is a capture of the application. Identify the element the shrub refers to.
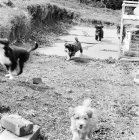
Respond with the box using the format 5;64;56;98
0;7;31;43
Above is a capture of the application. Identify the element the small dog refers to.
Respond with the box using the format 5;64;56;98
0;38;38;79
64;37;83;60
69;99;97;140
95;24;104;42
117;25;126;43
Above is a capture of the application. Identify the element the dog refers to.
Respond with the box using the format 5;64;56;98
69;99;97;140
0;38;38;79
117;25;126;43
64;37;83;60
95;24;104;42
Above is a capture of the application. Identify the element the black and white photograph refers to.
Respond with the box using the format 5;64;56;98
0;0;139;140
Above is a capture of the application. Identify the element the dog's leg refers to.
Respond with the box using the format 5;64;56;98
8;70;14;80
5;69;14;80
69;52;76;60
5;65;10;77
80;47;83;56
72;131;80;140
95;34;98;41
17;59;24;75
66;55;70;61
87;130;93;140
99;35;101;42
4;64;13;79
65;48;70;60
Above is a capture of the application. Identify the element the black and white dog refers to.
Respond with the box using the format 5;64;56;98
0;38;38;79
95;25;104;42
64;37;83;60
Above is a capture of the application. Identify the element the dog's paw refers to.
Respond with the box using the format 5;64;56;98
9;76;14;80
5;74;14;79
66;58;70;61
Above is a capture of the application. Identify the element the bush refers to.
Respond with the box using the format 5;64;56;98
0;7;31;43
124;51;137;57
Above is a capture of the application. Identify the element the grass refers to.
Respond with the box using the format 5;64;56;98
0;54;139;140
51;0;121;26
0;0;121;44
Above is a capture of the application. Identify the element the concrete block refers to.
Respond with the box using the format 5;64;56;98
0;125;40;140
1;114;33;136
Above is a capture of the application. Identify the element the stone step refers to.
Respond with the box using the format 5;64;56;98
1;114;33;137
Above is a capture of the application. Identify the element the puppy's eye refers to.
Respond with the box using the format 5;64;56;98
75;117;79;120
84;117;87;120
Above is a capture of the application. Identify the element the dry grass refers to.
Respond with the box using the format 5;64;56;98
0;6;31;42
51;0;121;25
0;54;139;140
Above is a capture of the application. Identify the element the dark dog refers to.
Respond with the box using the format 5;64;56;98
117;25;126;43
95;25;104;42
64;37;83;60
0;38;38;79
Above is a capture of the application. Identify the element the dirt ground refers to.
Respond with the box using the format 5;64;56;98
0;52;139;140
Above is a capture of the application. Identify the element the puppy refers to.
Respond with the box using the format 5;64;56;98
95;25;104;42
69;99;97;140
0;38;38;79
117;25;126;43
64;37;83;60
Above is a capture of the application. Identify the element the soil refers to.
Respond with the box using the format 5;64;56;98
0;53;139;140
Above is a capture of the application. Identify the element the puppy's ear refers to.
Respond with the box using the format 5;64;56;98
86;109;93;118
69;107;75;117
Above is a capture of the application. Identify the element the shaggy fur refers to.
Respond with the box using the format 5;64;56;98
95;25;104;42
64;37;83;60
69;99;97;140
0;38;38;79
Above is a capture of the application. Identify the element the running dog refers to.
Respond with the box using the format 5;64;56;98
64;37;83;60
95;25;104;42
0;38;38;79
69;99;97;140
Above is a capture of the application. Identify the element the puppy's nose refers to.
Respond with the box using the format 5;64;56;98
79;124;83;129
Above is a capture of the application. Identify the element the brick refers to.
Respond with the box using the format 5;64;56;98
1;114;33;136
32;78;42;84
0;125;40;140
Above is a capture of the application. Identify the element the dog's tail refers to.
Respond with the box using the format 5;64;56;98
75;37;79;42
28;42;38;53
82;98;92;107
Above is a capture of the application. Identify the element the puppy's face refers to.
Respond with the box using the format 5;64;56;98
64;43;73;54
96;27;102;32
64;43;71;49
69;106;93;133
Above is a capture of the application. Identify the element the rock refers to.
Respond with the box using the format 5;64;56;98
32;78;42;85
1;114;33;136
0;125;40;140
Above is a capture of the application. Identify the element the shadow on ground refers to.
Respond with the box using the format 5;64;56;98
72;56;91;63
101;39;117;45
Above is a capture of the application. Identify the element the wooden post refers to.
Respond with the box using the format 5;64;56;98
118;2;125;59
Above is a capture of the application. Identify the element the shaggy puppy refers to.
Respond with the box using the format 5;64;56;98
117;25;126;43
69;99;97;140
0;38;38;79
95;25;104;42
64;37;83;60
